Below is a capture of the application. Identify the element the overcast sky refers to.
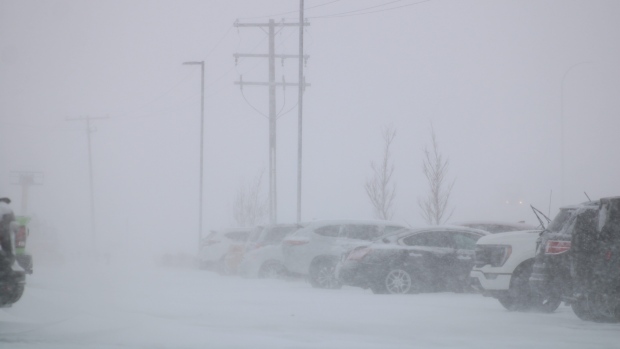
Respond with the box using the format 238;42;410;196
1;0;619;256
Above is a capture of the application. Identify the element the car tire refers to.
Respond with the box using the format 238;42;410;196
571;298;594;321
308;258;342;289
258;261;286;279
0;271;25;307
498;262;534;311
382;268;421;295
572;296;619;323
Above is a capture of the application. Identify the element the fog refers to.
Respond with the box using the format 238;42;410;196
1;0;620;260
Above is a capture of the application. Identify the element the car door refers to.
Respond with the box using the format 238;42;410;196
449;231;483;281
400;230;457;287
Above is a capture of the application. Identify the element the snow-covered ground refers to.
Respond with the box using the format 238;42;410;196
1;263;617;349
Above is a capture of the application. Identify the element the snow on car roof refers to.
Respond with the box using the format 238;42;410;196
302;219;407;227
452;221;537;233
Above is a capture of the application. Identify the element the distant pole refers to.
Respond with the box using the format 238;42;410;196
296;0;305;223
66;116;108;254
183;61;205;248
269;19;277;224
560;61;590;205
86;118;95;241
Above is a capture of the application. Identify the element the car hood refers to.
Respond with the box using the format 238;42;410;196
476;230;540;246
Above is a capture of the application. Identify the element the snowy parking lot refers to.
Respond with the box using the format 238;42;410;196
1;264;618;349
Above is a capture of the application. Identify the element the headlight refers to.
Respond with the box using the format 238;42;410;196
475;245;512;267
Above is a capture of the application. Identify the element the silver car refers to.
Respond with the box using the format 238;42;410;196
238;223;306;278
281;220;406;289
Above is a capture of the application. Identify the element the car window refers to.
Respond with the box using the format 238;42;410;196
451;232;481;250
402;231;454;248
262;226;301;244
383;225;405;234
314;225;341;237
341;224;382;240
548;209;574;233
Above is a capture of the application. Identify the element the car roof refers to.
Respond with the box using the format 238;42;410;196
453;221;537;230
209;227;253;235
558;200;599;211
386;225;489;239
302;219;407;227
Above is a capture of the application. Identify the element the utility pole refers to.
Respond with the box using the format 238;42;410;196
67;115;108;255
183;61;205;251
234;18;310;224
296;0;305;223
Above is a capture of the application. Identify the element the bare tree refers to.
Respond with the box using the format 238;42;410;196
418;124;455;225
232;171;268;227
365;126;397;220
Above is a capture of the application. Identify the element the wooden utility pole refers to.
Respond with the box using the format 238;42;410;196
234;18;310;224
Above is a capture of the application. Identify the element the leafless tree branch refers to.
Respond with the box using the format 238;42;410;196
232;170;268;227
365;126;397;220
418;124;455;225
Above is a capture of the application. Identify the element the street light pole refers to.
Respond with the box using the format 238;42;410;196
560;61;590;205
183;61;205;250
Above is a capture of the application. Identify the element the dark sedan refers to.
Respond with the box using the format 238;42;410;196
336;226;488;294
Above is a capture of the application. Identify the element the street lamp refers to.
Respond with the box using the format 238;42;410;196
560;61;590;205
183;61;205;250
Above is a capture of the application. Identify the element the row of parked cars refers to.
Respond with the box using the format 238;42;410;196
199;198;620;323
199;220;528;291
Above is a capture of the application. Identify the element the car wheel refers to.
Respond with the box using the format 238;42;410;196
384;269;418;294
572;295;619;323
309;259;342;289
498;262;534;311
258;261;286;279
571;298;594;321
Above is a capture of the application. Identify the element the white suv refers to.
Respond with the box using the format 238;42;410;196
469;229;561;312
281;220;406;288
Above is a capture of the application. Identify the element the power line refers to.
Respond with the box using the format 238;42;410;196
312;0;406;17
310;0;432;19
200;25;234;61
111;25;236;121
237;0;340;20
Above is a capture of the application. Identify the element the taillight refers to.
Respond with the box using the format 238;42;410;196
545;240;571;255
283;240;308;246
15;226;27;248
347;247;371;261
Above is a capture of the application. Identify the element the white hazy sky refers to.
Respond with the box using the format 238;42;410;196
1;0;619;255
